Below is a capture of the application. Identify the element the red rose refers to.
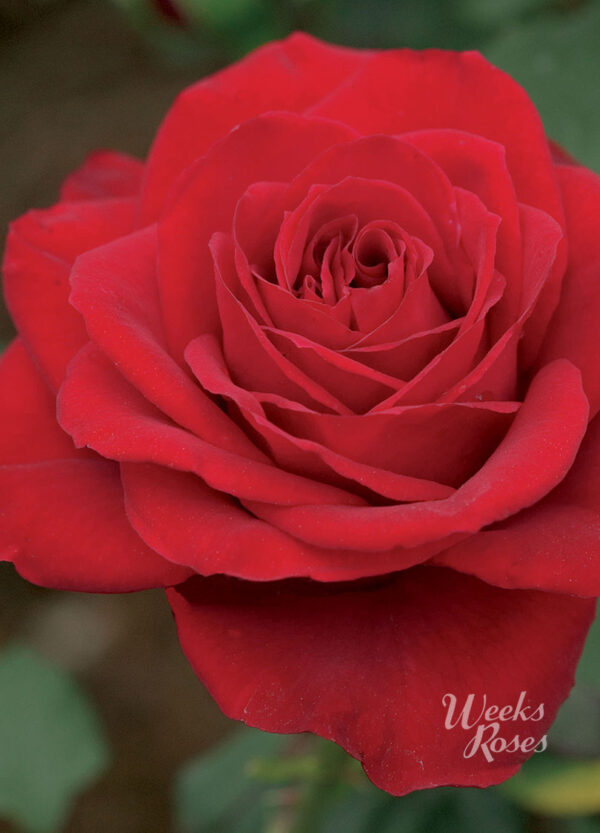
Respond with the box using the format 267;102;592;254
2;34;599;794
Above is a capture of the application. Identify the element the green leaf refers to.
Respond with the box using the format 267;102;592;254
322;781;527;833
484;2;600;172
572;610;600;690
549;684;600;758
457;0;548;31
0;643;109;833
560;819;600;833
502;753;600;816
174;727;290;833
318;0;479;51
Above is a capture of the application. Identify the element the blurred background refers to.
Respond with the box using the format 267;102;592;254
1;0;600;831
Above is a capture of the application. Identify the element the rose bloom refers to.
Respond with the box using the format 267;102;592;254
2;34;600;794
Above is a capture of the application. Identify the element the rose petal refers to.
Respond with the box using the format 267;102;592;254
434;413;600;596
277;147;458;304
354;271;448;347
403;129;522;334
185;334;455;502
310;50;562;224
264;326;402;412
60;151;144;201
343;319;460;380
260;396;518;490
69;225;265;461
280;134;459;257
0;339;191;591
244;360;588;550
213;232;353;414
453;187;500;331
380;203;562;408
168;566;595;794
142;33;368;220
537;164;600;417
121;463;453;581
157;113;358;359
0;459;193;591
0;339;86;464
58;342;364;508
3;197;137;389
310;49;568;365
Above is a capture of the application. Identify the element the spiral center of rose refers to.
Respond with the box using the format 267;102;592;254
295;217;411;304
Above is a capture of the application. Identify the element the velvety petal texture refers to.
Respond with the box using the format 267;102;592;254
168;568;595;794
0;341;192;591
2;33;600;797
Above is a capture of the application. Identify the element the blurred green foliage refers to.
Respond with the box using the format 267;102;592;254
0;644;109;833
484;1;600;170
175;728;289;832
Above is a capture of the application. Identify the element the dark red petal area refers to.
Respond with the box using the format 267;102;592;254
537;164;600;417
434;414;600;597
212;232;353;415
244;360;588;550
310;49;568;366
59;151;144;201
0;460;193;592
280;134;459;265
402;130;522;333
0;341;191;591
403;131;520;269
58;343;363;508
186;333;516;493
121;463;453;581
0;339;84;463
185;335;456;501
3;197;137;389
157;113;358;359
142;33;368;220
168;567;595;794
310;50;562;224
69;225;264;462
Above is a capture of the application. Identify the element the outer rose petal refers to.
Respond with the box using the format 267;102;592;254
537;164;600;417
0;341;192;591
310;49;562;224
0;460;193;592
3;196;137;389
434;414;600;597
168;567;596;794
121;463;461;581
142;33;368;220
59;150;144;201
69;226;266;462
0;340;84;463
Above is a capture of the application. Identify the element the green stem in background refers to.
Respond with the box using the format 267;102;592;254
288;740;353;833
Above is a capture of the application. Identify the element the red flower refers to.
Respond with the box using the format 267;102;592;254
2;34;599;794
